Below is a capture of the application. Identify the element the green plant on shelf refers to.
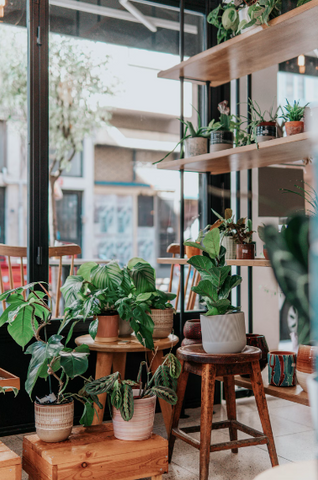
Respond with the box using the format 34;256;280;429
297;0;311;6
207;2;240;44
225;217;254;244
240;98;281;145
281;181;318;215
238;0;281;31
280;99;309;122
211;208;236;239
207;100;233;132
85;352;181;421
0;386;19;396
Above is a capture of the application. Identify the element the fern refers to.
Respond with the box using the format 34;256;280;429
120;383;134;421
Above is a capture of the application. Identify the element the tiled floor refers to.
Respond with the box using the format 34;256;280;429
1;395;316;480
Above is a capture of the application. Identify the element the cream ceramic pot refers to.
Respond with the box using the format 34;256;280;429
34;401;74;443
200;312;246;354
112;393;156;441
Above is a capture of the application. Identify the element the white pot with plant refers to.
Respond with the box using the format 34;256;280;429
208;100;234;153
185;228;246;354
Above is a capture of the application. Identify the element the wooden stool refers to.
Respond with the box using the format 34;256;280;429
23;423;168;480
75;334;179;432
169;344;279;480
0;440;21;480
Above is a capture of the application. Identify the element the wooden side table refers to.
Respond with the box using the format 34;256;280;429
0;440;21;480
254;460;317;479
75;334;179;432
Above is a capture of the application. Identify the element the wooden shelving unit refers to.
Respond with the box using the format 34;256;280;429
158;1;318;87
157;133;311;174
157;257;270;267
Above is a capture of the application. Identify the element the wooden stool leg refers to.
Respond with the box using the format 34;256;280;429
224;375;238;453
200;364;216;480
92;352;113;425
250;361;279;467
113;352;127;378
168;360;189;463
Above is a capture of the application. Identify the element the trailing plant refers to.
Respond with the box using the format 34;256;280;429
280;99;309;122
281;182;318;215
239;0;281;31
263;214;310;345
0;283;101;426
184;228;242;316
85;352;181;421
207;2;240;44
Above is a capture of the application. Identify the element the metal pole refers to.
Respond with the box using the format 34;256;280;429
179;0;185;342
27;0;49;285
236;78;241;306
247;74;253;333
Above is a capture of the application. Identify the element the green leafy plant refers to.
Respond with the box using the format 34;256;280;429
280;99;309;122
239;0;281;31
207;2;240;44
224;217;253;244
0;283;100;426
211;208;235;238
281;182;318;215
263;214;310;345
297;0;311;6
184;228;242;316
85;352;181;421
208;100;234;133
0;386;19;396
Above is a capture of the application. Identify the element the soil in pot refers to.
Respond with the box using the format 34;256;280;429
112;394;156;441
296;344;317;392
210;131;233;153
184;137;208;158
95;313;119;343
236;243;255;260
200;312;246;354
256;122;277;143
151;308;174;339
34;400;74;443
285;121;304;136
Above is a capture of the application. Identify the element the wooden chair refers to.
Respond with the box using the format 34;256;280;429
0;244;81;317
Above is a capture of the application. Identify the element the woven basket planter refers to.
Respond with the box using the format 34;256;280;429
151;308;174;339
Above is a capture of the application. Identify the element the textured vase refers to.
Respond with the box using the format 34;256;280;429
200;312;246;354
222;236;237;260
151;308;174;338
285;121;304;136
268;351;296;387
296;345;317;392
241;334;269;378
210;131;233;152
256;123;277;142
34;401;74;443
112;395;156;441
95;314;119;343
184;137;207;158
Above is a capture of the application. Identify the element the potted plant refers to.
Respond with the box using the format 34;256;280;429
85;352;181;441
211;208;237;259
185;228;244;354
208;100;234;152
258;223;286;260
223;217;254;259
207;2;240;44
0;283;101;442
184;224;212;258
280;99;309;136
248;99;280;143
238;0;281;32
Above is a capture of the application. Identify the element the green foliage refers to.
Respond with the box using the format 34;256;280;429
281;182;318;216
0;386;19;397
264;214;310;345
207;2;240;44
85;353;181;421
297;0;311;5
239;0;281;31
280;99;309;122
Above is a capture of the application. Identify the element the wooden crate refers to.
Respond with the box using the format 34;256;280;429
23;423;168;480
0;368;20;391
0;441;22;480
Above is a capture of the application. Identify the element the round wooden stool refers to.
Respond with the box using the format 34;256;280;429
169;344;279;480
76;334;179;432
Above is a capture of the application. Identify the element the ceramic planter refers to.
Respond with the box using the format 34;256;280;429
263;246;269;260
119;317;133;337
200;312;246;354
222;236;237;260
246;334;269;372
34;401;74;443
95;314;119;343
296;345;317;392
151;308;174;338
184;137;207;158
256;123;277;143
210;131;233;153
112;394;156;441
268;351;296;387
185;245;202;258
236;243;255;260
285;121;304;136
239;6;264;32
183;319;201;340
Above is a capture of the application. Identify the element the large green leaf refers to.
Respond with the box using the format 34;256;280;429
127;258;156;294
120;383;134;421
187;255;213;279
203;229;220;259
219;275;242;300
90;262;123;290
79;399;95;426
60;344;90;378
77;262;98;282
192;279;218;302
60;275;85;307
8;307;37;348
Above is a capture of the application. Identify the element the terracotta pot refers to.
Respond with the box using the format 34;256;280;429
236;243;255;260
183;319;201;340
263;246;269;260
184;137;208;158
268;350;296;387
151;308;174;338
95;314;119;343
112;394;156;441
200;312;246;354
185;245;202;258
285;121;304;136
296;345;317;392
34;401;74;443
242;334;269;377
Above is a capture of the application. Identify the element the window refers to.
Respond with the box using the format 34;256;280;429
56;190;83;250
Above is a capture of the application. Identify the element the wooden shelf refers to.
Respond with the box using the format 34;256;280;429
234;368;309;407
0;368;20;391
157;133;311;174
157;257;270;267
158;1;318;86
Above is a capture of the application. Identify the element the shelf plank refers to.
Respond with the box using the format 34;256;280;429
158;1;318;86
234;368;309;407
156;133;311;174
0;368;20;391
157;257;270;267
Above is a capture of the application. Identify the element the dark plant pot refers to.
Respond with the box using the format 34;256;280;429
285;121;304;136
210;131;233;152
256;123;277;142
263;246;269;260
183;319;201;340
181;338;202;347
241;334;269;377
236;243;255;260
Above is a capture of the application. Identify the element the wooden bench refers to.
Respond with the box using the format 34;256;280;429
0;441;21;480
23;423;168;480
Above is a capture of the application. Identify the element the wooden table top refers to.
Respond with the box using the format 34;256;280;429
254;460;317;479
75;334;179;352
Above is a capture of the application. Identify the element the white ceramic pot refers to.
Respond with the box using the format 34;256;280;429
239;6;264;32
151;308;174;338
200;312;246;354
112;394;156;441
222;236;237;260
184;137;208;158
34;401;74;443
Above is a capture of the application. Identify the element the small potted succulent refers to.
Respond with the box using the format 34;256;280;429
0;283;100;442
280;99;309;136
208;100;234;152
207;2;240;44
186;228;244;354
85;352;181;441
248;99;280;143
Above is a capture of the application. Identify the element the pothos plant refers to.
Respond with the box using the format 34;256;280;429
185;228;242;316
0;283;101;426
239;0;281;31
85;352;181;421
207;2;240;44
